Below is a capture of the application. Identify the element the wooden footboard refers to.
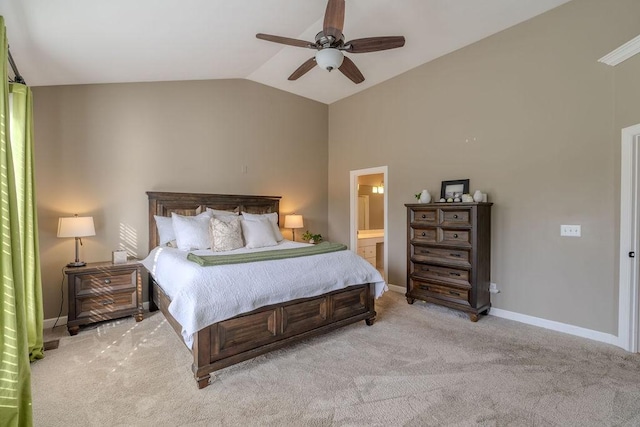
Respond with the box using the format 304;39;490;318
151;277;376;389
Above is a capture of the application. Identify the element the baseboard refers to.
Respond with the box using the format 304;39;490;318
489;307;620;347
43;315;67;329
387;284;405;294
387;284;620;348
43;302;151;330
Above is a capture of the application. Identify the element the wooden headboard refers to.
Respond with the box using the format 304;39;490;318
147;191;281;251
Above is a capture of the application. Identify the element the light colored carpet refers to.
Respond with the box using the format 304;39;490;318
32;292;640;426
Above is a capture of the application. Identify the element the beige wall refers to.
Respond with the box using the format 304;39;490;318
34;79;328;319
328;0;640;335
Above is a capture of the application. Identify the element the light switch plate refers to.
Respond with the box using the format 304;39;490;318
561;225;581;237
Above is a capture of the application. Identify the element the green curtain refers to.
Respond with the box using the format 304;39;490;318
0;15;43;427
9;82;44;363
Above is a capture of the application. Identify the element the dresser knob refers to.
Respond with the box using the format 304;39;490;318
421;232;426;237
421;214;426;219
453;214;458;219
101;299;115;306
450;253;461;257
104;278;111;284
453;234;458;238
448;290;460;296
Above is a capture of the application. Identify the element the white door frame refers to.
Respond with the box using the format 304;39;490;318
619;123;640;352
350;166;388;283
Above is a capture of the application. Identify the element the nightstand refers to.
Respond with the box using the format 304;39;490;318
65;260;143;336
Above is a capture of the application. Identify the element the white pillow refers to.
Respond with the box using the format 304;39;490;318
154;215;176;246
210;217;244;252
241;218;278;249
171;211;213;251
241;212;284;242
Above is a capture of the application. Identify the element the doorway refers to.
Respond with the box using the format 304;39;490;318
350;166;388;282
619;123;640;352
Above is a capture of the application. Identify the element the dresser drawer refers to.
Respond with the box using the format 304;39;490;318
74;269;137;296
440;209;471;226
412;246;471;266
75;290;137;319
411;208;437;225
411;227;437;243
410;279;470;306
412;263;470;287
439;228;471;246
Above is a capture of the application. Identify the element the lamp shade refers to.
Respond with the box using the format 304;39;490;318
284;214;304;229
315;48;344;71
57;216;96;238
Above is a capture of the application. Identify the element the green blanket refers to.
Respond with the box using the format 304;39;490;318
187;241;348;267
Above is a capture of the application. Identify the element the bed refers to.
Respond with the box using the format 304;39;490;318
143;191;385;389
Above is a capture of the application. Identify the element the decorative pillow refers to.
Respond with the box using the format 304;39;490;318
171;211;214;251
206;207;239;216
209;217;243;252
154;215;176;246
241;217;278;249
241;212;284;242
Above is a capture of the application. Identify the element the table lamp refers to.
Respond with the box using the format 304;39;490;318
57;215;95;267
284;214;304;242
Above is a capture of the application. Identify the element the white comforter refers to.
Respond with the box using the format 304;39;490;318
141;240;387;348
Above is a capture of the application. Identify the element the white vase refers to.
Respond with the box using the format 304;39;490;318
473;190;483;202
419;189;431;203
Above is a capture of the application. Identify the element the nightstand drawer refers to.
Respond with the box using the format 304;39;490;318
74;269;137;296
75;290;137;319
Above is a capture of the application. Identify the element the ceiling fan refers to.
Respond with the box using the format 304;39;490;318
256;0;405;84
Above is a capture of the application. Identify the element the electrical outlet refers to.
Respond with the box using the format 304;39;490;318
489;283;500;294
560;225;581;237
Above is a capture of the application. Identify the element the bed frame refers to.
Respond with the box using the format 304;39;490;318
147;191;377;389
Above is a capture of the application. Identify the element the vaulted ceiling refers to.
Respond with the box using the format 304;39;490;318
1;0;570;104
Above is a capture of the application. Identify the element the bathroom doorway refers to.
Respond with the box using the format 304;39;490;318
350;166;387;282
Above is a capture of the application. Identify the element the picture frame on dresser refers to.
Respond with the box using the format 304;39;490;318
440;179;469;200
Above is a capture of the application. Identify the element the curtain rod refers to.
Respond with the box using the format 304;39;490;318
8;47;26;85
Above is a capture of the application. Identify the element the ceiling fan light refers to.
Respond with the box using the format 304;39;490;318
315;48;344;71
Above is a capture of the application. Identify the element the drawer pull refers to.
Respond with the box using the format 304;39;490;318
421;232;426;237
453;233;458;238
421;214;426;219
104;278;111;285
450;272;461;277
450;253;461;258
448;290;461;296
418;285;430;291
101;299;115;306
453;214;458;219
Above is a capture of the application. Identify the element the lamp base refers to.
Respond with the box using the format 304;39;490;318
66;261;86;268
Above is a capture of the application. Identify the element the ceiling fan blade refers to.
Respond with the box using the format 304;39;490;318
288;57;317;81
256;33;316;49
345;36;406;53
338;56;365;84
323;0;345;40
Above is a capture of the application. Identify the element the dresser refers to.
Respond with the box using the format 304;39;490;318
405;202;492;321
65;260;144;335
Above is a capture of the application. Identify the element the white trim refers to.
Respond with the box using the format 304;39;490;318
387;284;404;294
490;308;620;347
350;166;388;283
598;34;640;66
43;315;67;329
618;123;640;352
